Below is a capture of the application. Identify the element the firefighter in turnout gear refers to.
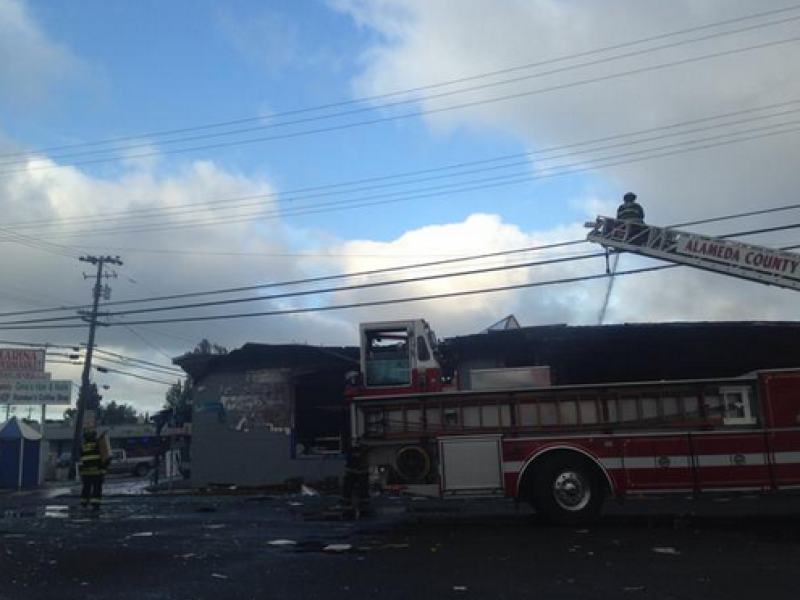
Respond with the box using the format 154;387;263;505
616;191;646;244
80;429;106;511
617;192;645;223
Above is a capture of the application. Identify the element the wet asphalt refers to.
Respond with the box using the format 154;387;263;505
1;483;799;600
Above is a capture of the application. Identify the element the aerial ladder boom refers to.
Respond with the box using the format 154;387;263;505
586;216;800;292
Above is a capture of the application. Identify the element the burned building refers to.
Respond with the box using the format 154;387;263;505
174;344;358;488
177;320;800;488
448;320;800;386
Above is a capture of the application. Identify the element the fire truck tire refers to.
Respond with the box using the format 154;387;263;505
529;455;605;525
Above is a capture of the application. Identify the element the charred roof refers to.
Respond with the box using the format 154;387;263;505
445;320;800;384
173;343;359;381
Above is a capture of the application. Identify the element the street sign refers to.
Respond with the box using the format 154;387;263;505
0;349;46;373
0;379;72;405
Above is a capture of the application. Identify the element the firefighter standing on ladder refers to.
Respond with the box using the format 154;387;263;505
616;192;646;244
617;192;645;223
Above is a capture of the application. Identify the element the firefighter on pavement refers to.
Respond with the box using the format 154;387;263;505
79;428;106;511
342;447;369;519
616;192;645;223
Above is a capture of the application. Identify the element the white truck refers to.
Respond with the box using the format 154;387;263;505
107;448;156;478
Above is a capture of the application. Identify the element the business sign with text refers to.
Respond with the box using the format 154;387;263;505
0;349;46;373
0;379;72;405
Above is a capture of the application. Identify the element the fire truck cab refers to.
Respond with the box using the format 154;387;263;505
353;319;445;396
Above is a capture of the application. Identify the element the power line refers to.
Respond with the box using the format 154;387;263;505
2;220;800;331
117;323;179;363
0;239;586;318
50;358;176;385
94;366;174;386
91;355;183;378
36;116;800;239
7;99;800;234
0;249;602;326
91;347;184;375
33;220;800;325
5;30;800;176
4;193;800;327
3;4;798;165
0;265;672;330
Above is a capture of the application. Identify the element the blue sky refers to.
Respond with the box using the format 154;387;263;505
3;0;597;242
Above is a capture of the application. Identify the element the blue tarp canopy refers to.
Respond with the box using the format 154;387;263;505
0;417;42;488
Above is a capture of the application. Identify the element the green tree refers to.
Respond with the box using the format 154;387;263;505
97;401;139;425
192;339;228;355
164;379;192;410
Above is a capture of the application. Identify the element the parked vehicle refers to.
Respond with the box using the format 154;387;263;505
107;448;156;478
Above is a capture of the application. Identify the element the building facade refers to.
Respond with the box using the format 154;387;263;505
175;344;357;488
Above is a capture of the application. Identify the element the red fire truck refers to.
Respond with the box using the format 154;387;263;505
347;216;800;523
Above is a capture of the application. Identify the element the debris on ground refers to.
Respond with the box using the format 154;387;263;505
323;544;352;552
651;547;680;555
301;485;320;497
268;539;297;546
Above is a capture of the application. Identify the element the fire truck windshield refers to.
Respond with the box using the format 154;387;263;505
364;327;411;387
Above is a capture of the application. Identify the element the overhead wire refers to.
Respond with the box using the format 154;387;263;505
90;348;184;376
0;239;586;318
2;5;799;168
34;115;800;240
3;199;800;326
6;98;800;234
2;220;800;331
0;249;602;326
89;354;183;378
4;3;799;161
4;27;800;176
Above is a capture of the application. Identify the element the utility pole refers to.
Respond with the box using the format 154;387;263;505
70;255;122;478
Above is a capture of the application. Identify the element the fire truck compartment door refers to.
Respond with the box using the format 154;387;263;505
439;436;503;496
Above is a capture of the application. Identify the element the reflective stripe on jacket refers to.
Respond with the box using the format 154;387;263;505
617;202;645;222
80;440;105;476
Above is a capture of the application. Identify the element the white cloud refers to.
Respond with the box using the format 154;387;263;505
0;153;351;413
323;0;800;325
4;149;800;412
0;0;85;108
330;0;800;220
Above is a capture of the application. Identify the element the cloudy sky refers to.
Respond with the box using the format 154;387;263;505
2;0;800;414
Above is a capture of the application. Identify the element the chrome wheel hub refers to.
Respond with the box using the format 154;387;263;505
552;470;591;511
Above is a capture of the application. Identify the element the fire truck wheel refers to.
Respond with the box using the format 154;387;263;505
531;455;605;524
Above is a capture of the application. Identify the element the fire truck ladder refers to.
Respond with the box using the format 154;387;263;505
585;216;800;292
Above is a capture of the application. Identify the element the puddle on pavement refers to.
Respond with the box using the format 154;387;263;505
2;505;71;520
43;505;69;519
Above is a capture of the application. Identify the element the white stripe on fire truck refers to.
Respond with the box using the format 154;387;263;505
695;453;766;467
503;451;800;474
773;451;800;464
